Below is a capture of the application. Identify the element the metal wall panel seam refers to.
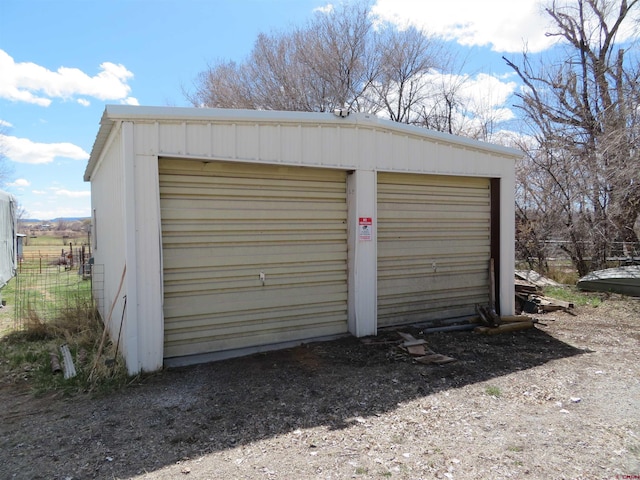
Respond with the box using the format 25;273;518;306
122;121;140;373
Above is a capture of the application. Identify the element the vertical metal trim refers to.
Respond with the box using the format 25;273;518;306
122;121;139;372
490;178;501;315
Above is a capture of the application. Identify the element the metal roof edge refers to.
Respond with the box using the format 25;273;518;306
350;112;523;159
85;105;523;180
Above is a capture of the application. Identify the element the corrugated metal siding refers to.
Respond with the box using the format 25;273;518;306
90;129;126;324
377;172;491;326
159;158;348;358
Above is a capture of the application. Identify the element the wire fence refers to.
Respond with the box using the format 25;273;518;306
10;253;104;331
516;240;640;266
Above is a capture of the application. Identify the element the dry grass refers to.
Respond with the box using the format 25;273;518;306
0;291;130;396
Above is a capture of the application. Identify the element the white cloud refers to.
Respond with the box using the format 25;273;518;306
372;0;556;53
313;3;334;14
0;134;89;164
422;70;517;122
0;50;135;106
7;178;30;187
121;96;140;106
77;98;90;107
458;72;518;114
371;0;640;53
52;188;91;198
0;119;12;128
32;190;47;195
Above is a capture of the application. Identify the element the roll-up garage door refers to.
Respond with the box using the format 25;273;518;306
377;172;491;327
159;159;348;359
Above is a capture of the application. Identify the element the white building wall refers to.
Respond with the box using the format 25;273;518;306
131;153;164;371
499;171;516;315
347;170;377;337
86;106;520;373
88;127;131;369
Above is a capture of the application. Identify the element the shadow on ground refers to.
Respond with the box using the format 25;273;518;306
2;325;588;479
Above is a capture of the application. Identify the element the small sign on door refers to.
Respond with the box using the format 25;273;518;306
359;217;372;241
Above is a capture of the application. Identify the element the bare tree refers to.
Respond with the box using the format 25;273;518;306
294;2;374;111
187;60;255;109
188;2;378;113
187;1;474;126
505;0;640;275
56;219;69;232
367;27;447;123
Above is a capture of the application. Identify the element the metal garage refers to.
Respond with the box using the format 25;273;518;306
159;158;348;358
377;173;492;326
84;105;520;374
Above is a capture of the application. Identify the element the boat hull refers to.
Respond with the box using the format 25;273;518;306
577;266;640;297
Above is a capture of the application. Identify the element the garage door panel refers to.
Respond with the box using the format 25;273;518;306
378;238;491;251
166;321;346;358
161;181;347;199
165;304;347;338
164;283;348;315
163;230;347;244
378;205;489;218
162;246;347;270
159;158;347;181
164;261;345;283
159;158;348;359
164;301;345;331
377;172;491;327
165;270;347;294
161;204;346;222
378;273;489;296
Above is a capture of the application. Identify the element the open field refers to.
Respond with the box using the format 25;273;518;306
1;293;639;479
20;231;90;259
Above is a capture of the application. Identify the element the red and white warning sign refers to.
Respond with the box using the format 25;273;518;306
358;217;372;241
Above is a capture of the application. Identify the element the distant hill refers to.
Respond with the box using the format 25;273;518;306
22;217;90;223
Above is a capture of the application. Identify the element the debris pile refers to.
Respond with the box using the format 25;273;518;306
396;331;457;365
361;331;456;365
515;270;574;315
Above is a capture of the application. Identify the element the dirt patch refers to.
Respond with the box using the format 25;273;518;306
1;297;639;479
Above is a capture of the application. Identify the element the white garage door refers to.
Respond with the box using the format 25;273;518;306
159;159;348;359
377;172;492;327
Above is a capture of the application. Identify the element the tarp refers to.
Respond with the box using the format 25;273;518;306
0;189;17;290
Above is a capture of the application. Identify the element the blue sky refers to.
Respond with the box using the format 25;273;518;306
0;0;602;220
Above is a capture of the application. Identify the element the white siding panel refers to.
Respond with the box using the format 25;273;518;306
133;123;158;156
280;125;303;164
236;124;259;160
89;129;127;350
159;158;349;359
377;172;491;326
159;122;185;155
186;123;211;157
132;154;164;371
302;125;322;165
320;126;339;164
258;124;280;162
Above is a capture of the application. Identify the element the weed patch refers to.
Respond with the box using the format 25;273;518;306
0;271;130;396
485;385;502;397
543;286;603;307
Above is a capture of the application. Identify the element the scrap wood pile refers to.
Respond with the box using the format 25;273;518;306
515;270;575;315
360;311;538;366
361;331;457;365
396;331;457;365
473;304;537;334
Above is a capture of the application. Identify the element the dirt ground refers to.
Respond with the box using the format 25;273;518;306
1;297;639;480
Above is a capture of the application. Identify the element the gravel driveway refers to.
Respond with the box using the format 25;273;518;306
2;297;639;479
